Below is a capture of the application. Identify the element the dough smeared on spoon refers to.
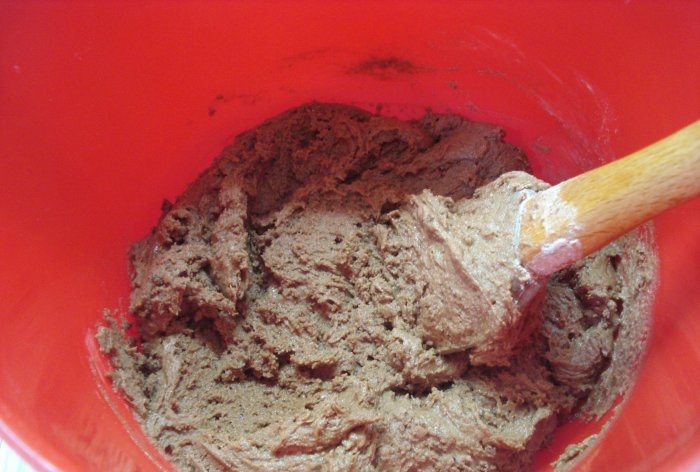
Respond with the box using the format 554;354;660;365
385;172;547;364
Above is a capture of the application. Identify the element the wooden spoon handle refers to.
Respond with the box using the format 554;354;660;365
519;120;700;277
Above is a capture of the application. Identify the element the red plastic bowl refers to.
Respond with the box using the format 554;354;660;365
1;2;698;471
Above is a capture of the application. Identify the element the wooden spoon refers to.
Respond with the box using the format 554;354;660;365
518;120;700;278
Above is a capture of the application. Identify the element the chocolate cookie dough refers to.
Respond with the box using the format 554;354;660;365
98;103;656;471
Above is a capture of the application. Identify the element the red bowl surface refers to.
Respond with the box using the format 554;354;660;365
1;2;699;471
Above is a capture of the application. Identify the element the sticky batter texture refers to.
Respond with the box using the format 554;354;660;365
98;103;656;471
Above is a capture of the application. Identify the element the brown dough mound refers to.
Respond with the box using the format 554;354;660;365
98;103;655;472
